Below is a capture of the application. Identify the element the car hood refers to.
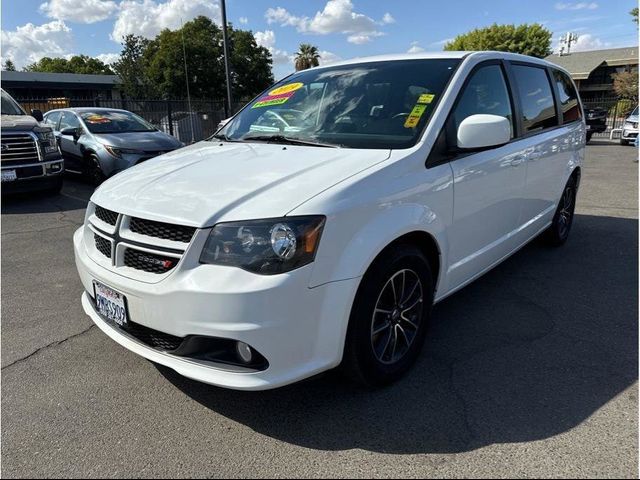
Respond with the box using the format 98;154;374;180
91;141;391;227
93;131;182;151
626;115;638;123
1;115;39;131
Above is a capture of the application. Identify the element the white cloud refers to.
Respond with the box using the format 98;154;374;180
39;0;118;24
265;0;388;43
319;50;341;65
553;32;611;53
112;0;221;42
254;30;293;66
1;20;73;68
555;2;598;10
407;41;425;53
239;16;248;24
96;53;120;65
381;13;395;24
432;37;454;47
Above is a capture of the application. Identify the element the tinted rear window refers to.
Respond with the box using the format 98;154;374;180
553;70;582;124
512;65;558;133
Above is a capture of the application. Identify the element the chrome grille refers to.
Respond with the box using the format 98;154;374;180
129;217;196;243
94;205;118;225
1;133;40;166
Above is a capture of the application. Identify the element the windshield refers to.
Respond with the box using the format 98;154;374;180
79;110;156;133
1;90;25;116
220;59;461;149
631;106;638;117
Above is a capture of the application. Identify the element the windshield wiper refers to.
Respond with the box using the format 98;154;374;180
241;134;340;148
210;133;241;142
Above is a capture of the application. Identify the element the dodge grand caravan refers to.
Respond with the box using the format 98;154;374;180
74;52;584;390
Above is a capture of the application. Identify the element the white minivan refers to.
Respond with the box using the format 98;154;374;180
74;51;584;390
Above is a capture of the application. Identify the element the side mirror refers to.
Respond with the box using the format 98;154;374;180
31;109;44;122
61;127;82;139
457;114;511;150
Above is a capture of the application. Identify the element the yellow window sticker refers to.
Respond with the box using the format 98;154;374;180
252;97;292;108
404;104;427;128
417;93;435;104
268;82;304;96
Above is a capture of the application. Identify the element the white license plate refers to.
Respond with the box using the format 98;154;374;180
1;170;17;182
94;281;128;326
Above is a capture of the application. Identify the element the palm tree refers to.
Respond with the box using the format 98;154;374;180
294;44;320;71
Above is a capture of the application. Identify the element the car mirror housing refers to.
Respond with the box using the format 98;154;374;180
457;114;511;150
31;109;44;123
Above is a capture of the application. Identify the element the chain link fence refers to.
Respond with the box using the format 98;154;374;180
16;97;249;144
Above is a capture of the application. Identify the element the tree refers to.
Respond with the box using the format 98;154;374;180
444;23;553;58
294;44;320;71
612;71;639;102
142;16;273;99
112;35;155;98
24;55;113;74
3;59;16;71
631;7;638;24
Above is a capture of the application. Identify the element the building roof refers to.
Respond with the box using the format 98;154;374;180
545;47;638;80
0;71;120;85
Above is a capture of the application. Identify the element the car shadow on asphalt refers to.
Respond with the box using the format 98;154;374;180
158;213;638;454
1;176;93;215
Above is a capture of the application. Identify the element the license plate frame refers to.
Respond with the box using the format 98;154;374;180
93;281;129;327
1;170;17;182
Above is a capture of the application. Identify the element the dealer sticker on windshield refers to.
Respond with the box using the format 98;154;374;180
417;93;435;104
404;104;427;128
252;82;304;108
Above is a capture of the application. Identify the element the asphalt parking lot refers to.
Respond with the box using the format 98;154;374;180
2;141;638;478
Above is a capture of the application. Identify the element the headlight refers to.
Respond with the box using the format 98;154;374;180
33;126;58;155
199;216;325;275
104;145;143;158
625;121;635;128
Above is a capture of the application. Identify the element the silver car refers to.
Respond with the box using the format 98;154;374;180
43;108;184;184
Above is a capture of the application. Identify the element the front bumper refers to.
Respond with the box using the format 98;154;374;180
74;227;360;390
1;159;64;193
621;128;638;140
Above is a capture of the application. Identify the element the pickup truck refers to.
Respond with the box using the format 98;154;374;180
1;88;64;194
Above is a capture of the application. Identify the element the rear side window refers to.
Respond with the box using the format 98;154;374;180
552;70;582;124
512;65;558;133
44;111;61;128
451;64;514;138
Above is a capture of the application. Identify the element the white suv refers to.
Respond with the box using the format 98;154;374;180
74;51;585;390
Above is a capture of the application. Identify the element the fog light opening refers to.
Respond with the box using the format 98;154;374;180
236;341;253;364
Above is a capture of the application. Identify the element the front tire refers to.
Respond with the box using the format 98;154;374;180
586;132;593;143
342;244;434;387
620;138;629;146
86;155;106;186
544;175;577;246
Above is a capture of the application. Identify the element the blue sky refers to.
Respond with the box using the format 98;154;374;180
2;0;638;79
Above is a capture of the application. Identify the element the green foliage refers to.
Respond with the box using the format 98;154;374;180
444;23;553;58
3;59;16;71
631;7;639;24
294;44;320;71
112;35;155;98
24;55;114;74
141;16;273;100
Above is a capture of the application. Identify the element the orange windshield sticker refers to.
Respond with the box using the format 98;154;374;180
404;104;427;128
268;82;304;96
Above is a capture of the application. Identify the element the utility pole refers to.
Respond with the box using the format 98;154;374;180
220;0;233;118
559;32;578;56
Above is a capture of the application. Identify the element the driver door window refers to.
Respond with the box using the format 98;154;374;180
451;64;514;138
59;112;80;131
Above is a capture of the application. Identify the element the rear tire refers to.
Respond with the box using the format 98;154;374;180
341;244;434;387
543;175;577;246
